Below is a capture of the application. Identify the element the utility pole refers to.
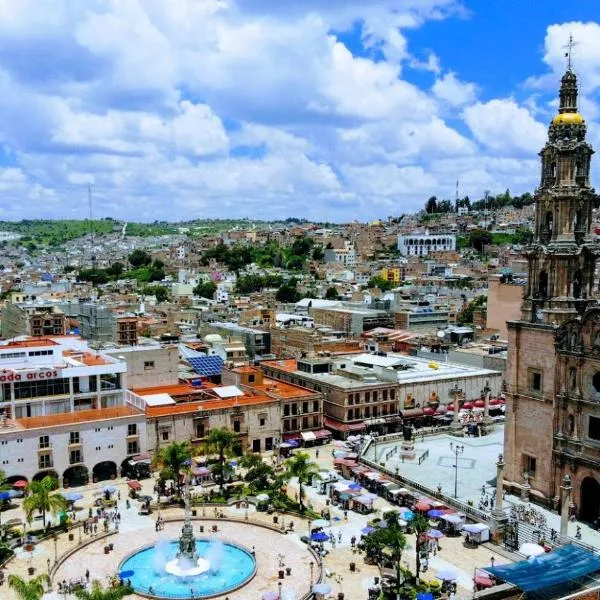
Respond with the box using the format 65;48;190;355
88;184;96;270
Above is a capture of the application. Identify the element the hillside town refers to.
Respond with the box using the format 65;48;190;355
1;29;600;600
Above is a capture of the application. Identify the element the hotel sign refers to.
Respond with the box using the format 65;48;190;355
0;368;61;382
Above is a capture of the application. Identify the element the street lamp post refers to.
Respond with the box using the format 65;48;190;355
310;561;314;585
53;534;58;565
450;442;464;498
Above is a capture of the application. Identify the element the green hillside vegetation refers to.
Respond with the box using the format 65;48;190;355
0;219;116;247
124;222;178;237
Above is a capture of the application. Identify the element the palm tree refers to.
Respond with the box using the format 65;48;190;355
74;580;128;600
8;573;50;600
23;476;67;530
364;523;407;597
155;441;191;495
285;452;319;512
411;513;429;580
207;428;236;495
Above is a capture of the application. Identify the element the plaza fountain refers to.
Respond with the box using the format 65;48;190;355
119;474;256;598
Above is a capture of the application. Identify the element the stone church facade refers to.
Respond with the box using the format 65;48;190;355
504;67;600;522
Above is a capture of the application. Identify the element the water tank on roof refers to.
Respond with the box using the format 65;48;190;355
204;334;223;344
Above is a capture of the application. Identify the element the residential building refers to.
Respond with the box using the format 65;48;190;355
380;265;406;284
486;275;525;340
199;322;271;357
323;241;357;268
504;68;600;520
310;305;393;335
1;302;68;339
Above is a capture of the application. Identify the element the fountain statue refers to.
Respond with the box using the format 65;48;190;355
164;473;210;577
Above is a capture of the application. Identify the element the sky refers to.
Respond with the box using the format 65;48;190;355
0;0;598;223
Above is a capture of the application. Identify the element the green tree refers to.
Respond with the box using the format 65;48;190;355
77;268;109;285
311;246;324;261
23;476;67;529
468;229;493;252
128;249;152;268
276;284;300;303
368;276;393;292
105;262;125;279
155;441;191;496
285;255;305;271
8;574;50;600
141;285;169;303
457;295;486;325
207;428;237;495
364;516;408;597
325;287;339;300
193;281;217;299
285;452;319;512
74;580;129;600
411;512;429;579
291;236;314;256
240;454;277;494
425;196;438;214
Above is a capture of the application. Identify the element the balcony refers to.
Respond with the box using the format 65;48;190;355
68;439;82;448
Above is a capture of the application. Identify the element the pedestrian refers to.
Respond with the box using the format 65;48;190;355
118;491;121;501
85;569;90;582
93;524;97;534
351;535;356;547
490;557;495;567
344;510;348;520
338;532;342;543
316;449;319;459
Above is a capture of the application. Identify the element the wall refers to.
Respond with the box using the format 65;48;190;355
487;276;525;340
105;346;179;389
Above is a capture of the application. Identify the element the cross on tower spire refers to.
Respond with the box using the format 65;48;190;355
564;33;578;72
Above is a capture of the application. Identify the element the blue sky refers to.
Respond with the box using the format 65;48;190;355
0;0;598;222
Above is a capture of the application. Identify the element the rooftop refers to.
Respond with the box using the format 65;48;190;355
0;338;59;349
145;393;276;417
9;406;142;431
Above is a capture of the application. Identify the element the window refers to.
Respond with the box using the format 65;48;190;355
248;374;255;383
259;418;266;427
233;421;240;433
302;417;308;429
69;431;80;445
373;391;378;402
569;368;577;391
69;449;82;464
313;400;319;412
522;454;537;477
390;389;396;400
39;454;52;469
127;441;139;455
283;404;290;417
383;390;388;401
128;424;137;436
589;416;600;440
302;402;309;413
195;423;205;438
365;392;371;402
144;361;155;370
162;431;169;441
593;372;600;394
529;370;542;393
39;435;50;449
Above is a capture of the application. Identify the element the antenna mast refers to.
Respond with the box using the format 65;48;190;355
88;184;96;270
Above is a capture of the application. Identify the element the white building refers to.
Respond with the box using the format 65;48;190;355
0;336;146;487
397;232;456;257
323;241;357;268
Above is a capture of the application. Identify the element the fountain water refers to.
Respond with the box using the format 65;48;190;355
165;475;210;577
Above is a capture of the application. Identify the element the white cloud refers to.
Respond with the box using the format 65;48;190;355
0;3;595;221
462;99;547;154
432;72;477;106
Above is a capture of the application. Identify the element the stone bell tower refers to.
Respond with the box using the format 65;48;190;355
504;65;599;504
521;68;597;326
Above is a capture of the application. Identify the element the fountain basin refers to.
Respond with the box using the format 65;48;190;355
119;539;256;599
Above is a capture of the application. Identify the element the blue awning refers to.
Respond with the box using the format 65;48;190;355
486;545;600;592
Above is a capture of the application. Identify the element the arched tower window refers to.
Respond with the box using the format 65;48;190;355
539;271;548;298
545;211;553;234
572;270;582;298
575;210;583;232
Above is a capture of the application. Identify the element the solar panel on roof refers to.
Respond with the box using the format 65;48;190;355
187;355;224;377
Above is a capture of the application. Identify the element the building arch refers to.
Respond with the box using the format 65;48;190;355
580;476;600;522
92;461;117;482
3;475;28;486
32;470;59;482
538;270;549;298
63;465;89;488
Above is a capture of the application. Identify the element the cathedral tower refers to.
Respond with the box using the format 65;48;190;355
504;65;600;511
521;69;598;325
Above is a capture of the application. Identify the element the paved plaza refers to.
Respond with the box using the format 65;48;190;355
3;440;600;599
368;427;505;504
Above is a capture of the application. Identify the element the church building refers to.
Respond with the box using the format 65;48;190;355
504;65;600;522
